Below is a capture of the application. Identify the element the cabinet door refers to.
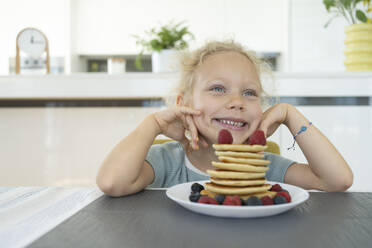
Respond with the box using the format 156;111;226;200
275;106;371;192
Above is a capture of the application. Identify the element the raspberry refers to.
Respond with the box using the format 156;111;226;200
248;130;266;145
232;195;242;206
191;182;204;193
223;196;236;205
270;184;282;192
198;196;219;205
261;196;274;205
277;191;291;203
218;129;233;144
273;195;287;204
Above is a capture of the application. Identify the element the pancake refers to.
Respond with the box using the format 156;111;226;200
213;144;267;152
210;177;267;186
212;161;268;173
215;151;265;159
200;189;276;200
238;191;277;200
205;182;272;195
218;156;270;166
207;170;266;179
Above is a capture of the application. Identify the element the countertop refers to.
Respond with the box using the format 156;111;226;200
1;72;372;99
2;186;372;248
30;189;372;248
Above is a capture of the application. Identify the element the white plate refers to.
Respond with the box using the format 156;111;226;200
166;180;309;218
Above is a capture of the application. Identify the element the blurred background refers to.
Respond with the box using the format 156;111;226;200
0;0;371;191
0;0;347;74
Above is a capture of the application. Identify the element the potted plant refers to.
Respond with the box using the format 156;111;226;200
323;0;372;71
133;21;194;73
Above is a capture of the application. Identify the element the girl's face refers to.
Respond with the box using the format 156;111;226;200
189;51;263;144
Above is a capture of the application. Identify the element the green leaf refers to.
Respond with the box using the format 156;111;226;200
135;51;144;71
323;0;335;11
340;0;353;9
356;9;368;22
132;19;194;62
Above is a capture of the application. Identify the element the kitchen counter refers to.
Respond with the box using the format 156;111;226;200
0;72;372;99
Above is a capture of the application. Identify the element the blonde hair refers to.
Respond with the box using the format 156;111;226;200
165;40;277;109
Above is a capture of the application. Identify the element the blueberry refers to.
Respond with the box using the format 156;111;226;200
280;189;289;193
215;194;225;204
189;192;201;202
191;183;204;193
245;196;262;206
274;195;287;204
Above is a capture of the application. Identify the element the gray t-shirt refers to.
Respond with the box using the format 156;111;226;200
145;141;296;188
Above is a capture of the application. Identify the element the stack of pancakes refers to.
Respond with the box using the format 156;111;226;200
205;144;275;200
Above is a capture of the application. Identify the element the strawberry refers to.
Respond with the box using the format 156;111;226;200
218;129;233;144
277;191;291;203
248;130;266;145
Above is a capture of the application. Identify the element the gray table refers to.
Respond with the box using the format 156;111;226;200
29;190;372;248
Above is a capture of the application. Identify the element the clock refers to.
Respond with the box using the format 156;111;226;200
16;27;50;74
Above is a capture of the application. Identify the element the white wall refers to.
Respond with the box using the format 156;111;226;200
0;0;69;74
289;0;346;72
75;0;288;54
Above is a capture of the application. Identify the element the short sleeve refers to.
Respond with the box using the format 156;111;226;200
145;144;167;188
264;153;297;182
145;141;185;188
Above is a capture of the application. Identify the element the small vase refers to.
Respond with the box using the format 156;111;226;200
151;49;180;73
344;23;372;71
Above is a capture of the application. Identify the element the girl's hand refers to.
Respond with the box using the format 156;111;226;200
258;103;291;138
152;106;207;150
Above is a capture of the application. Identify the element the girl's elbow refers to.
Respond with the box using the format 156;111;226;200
328;173;354;192
96;177;116;196
341;173;354;191
96;176;139;197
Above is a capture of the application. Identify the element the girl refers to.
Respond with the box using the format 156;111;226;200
96;40;353;197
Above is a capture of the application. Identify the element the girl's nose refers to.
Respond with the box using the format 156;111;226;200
226;95;245;111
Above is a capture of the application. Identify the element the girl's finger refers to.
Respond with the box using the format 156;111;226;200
258;120;268;138
258;111;275;137
198;135;209;148
179;106;202;116
185;115;199;150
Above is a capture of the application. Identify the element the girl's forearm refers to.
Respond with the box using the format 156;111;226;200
285;104;353;190
96;114;160;191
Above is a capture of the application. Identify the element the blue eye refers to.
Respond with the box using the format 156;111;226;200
211;86;225;93
243;90;256;97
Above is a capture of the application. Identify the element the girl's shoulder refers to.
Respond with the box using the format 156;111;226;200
149;140;185;159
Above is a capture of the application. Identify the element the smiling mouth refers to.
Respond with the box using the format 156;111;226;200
214;118;247;128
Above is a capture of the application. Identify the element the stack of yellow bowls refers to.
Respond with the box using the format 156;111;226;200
344;23;372;71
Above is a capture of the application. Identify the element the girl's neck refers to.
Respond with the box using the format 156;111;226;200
183;140;217;173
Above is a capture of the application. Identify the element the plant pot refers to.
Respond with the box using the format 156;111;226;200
344;23;372;71
151;49;180;73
